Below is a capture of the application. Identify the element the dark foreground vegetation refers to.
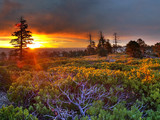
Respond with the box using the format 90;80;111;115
0;53;160;120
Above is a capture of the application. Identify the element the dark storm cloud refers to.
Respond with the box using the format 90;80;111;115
26;0;101;34
0;0;21;18
0;0;22;33
0;0;160;44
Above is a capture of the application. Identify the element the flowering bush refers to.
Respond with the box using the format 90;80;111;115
4;55;160;119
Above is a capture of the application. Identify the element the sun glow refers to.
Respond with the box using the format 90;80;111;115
27;42;42;49
31;34;58;48
0;33;88;48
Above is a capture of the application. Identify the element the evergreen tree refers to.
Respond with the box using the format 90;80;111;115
86;34;96;55
98;31;106;47
104;39;112;54
10;17;33;60
97;31;108;56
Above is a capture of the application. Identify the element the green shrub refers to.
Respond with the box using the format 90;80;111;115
7;72;56;119
0;67;11;90
84;102;143;120
107;63;135;71
6;65;20;71
146;104;160;120
0;105;38;120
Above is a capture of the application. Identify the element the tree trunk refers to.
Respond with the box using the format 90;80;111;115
20;17;23;61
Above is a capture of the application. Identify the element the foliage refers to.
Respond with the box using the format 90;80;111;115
10;17;33;60
83;102;143;120
153;42;160;57
7;72;56;119
146;104;160;120
2;54;160;119
87;34;96;55
104;40;112;54
107;62;136;71
97;47;108;57
87;45;96;55
126;40;142;58
137;38;147;56
0;67;11;90
0;105;37;120
97;31;112;56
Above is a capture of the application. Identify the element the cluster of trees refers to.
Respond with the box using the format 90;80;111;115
154;42;160;57
126;38;160;58
126;39;147;58
8;17;160;60
86;32;160;58
86;32;112;56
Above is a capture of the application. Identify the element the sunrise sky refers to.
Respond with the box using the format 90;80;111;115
0;0;160;48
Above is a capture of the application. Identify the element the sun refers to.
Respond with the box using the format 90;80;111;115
27;42;41;49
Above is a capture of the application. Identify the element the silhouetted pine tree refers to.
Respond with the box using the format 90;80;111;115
10;17;33;60
87;33;96;55
104;39;112;54
97;31;108;56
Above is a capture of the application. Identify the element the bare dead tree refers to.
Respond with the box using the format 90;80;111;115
46;99;77;120
46;80;110;119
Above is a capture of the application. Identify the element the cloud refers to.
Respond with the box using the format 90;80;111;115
0;0;21;17
0;0;22;34
25;0;100;35
0;0;160;46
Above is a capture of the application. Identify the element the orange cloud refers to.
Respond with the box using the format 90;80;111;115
0;32;90;48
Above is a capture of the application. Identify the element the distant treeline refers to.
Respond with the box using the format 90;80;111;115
0;32;160;60
85;32;160;58
0;49;88;60
39;50;87;58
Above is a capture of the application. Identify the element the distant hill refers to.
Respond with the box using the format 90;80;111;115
0;48;86;55
0;48;14;54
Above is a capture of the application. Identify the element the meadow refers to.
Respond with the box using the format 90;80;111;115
0;54;160;120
